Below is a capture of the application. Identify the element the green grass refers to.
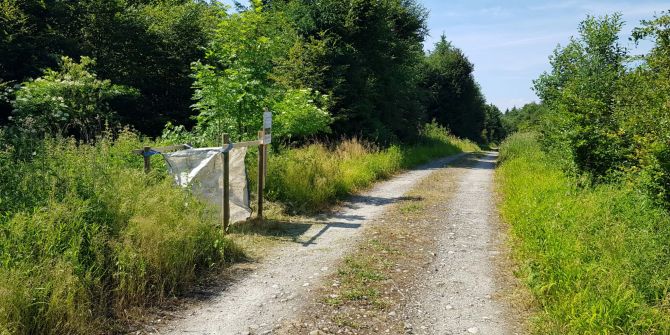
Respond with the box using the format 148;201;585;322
266;123;479;213
497;132;670;334
0;130;244;334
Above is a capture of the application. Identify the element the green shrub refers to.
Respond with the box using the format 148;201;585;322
189;7;331;145
10;56;138;141
498;133;670;334
0;122;474;333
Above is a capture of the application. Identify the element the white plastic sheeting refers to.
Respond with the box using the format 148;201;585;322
163;147;251;224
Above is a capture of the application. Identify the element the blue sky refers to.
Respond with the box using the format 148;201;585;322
423;1;668;110
223;1;668;110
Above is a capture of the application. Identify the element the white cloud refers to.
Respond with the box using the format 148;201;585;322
528;1;580;12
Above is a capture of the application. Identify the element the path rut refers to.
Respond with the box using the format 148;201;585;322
158;154;468;335
407;152;515;334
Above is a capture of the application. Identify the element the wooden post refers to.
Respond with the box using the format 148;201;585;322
143;146;151;173
262;108;271;189
257;130;265;222
263;143;268;189
222;134;230;231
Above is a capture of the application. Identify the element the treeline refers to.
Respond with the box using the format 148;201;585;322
0;0;219;135
1;0;504;144
505;13;670;206
0;1;492;333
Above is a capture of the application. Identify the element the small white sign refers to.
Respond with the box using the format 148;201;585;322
263;111;272;129
263;134;272;144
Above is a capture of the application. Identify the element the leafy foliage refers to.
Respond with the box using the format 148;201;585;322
482;104;506;144
189;6;331;144
533;12;670;205
497;13;670;334
0;0;223;134
271;89;331;140
10;56;137;140
501;102;546;134
275;0;430;142
534;14;629;179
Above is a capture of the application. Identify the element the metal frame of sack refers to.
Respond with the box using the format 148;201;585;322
133;111;272;232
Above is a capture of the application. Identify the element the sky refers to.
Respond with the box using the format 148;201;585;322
223;0;668;111
423;0;668;111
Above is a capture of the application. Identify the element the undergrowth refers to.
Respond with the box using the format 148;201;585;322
266;123;479;213
0;130;244;334
497;132;670;334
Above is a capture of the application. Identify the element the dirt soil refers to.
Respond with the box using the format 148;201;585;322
274;152;526;335
152;154;470;335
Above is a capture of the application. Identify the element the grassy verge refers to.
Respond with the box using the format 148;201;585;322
266;122;479;213
0;124;476;334
497;133;670;334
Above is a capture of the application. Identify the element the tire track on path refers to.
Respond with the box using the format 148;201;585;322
407;152;518;335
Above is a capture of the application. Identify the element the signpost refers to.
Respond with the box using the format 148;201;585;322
257;130;265;221
263;110;273;130
257;109;272;221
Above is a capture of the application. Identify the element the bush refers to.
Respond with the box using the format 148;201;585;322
531;13;670;207
189;7;331;145
10;56;138;141
271;88;331;140
497;133;670;334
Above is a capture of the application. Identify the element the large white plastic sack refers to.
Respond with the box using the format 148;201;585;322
162;147;251;224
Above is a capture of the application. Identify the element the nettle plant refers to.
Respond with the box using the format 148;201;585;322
11;56;137;141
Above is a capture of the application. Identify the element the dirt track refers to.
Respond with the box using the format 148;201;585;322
157;154;469;335
405;152;518;334
273;152;522;335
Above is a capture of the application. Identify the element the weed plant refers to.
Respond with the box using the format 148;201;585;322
497;133;670;334
266;123;479;213
0;130;243;334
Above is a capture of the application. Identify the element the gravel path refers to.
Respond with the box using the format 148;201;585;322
158;153;467;335
407;152;514;335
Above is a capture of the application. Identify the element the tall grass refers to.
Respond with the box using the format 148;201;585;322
266;123;479;212
497;133;670;334
0;131;243;334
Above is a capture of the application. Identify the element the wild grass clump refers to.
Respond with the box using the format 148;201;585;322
0;130;243;334
497;133;670;334
267;123;478;212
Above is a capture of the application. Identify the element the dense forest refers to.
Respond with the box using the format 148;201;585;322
0;0;496;333
0;0;505;145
